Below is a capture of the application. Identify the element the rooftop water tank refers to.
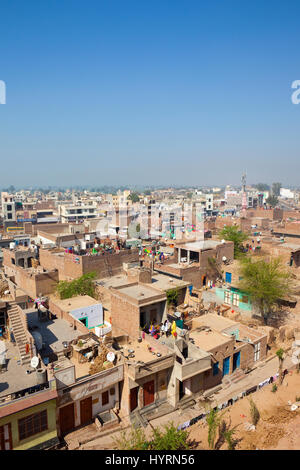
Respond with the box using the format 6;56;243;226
36;368;47;385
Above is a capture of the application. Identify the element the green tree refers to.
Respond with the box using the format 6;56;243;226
276;348;285;384
272;182;282;197
255;183;270;192
219;225;248;259
56;271;97;299
206;408;224;449
166;288;179;306
128;192;140;203
150;422;190;450
238;257;291;324
113;427;150;450
266;195;278;208
113;422;190;450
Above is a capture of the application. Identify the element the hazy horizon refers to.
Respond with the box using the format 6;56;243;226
1;1;300;187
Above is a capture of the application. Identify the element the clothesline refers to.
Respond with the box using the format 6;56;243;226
177;370;286;431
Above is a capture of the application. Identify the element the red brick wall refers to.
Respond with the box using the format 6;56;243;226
40;248;139;280
39;249;67;280
12;267;59;298
111;293;140;339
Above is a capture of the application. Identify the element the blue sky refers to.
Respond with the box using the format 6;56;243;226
0;0;300;188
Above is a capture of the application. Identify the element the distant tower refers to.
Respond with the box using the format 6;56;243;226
241;172;247;212
241;173;246;193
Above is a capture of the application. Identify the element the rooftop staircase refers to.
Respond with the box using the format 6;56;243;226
7;302;31;366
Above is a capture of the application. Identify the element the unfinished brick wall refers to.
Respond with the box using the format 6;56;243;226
246;208;283;220
199;242;234;268
284;222;300;234
239;338;267;370
12;267;59;298
202;337;235;391
181;267;203;288
283;210;300;220
127;267;152;284
40;247;139;280
215;217;238;229
81;249;139;278
39;249;67;280
33;223;70;236
251;217;270;229
111;293;140;339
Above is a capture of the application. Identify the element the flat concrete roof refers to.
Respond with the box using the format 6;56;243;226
151;273;190;290
0;342;39;397
279;242;300;251
50;295;98;313
193;313;238;332
27;309;81;355
118;284;163;301
97;274;128;289
178;240;221;251
189;329;231;351
122;339;171;363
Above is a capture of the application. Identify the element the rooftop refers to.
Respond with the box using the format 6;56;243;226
97;274;128;289
0;341;40;398
177;240;222;252
49;295;99;313
192;313;239;332
26;309;81;356
189;329;232;351
116;336;173;363
151;273;191;290
117;284;164;302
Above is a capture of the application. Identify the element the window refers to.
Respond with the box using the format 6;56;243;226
18;410;48;441
7;205;12;211
241;295;248;304
224;290;231;305
213;362;219;376
7;213;12;220
254;342;260;362
232;293;239;307
102;390;109;406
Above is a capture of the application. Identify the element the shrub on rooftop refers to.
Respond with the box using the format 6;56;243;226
56;271;97;299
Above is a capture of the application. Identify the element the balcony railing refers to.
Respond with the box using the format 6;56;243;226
0;381;51;407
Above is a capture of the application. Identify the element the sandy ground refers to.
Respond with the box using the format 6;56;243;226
188;370;300;450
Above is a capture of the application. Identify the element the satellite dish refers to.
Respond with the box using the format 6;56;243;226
31;356;39;369
222;256;227;261
221;239;225;244
106;352;115;363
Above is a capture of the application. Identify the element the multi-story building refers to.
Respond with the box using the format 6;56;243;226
59;202;98;223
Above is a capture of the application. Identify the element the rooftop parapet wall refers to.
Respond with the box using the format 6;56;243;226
39;247;139;280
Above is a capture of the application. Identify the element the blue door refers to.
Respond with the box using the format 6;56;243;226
233;352;240;371
223;356;230;376
225;272;232;283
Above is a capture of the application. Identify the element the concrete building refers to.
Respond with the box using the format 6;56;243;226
59;202;98;223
